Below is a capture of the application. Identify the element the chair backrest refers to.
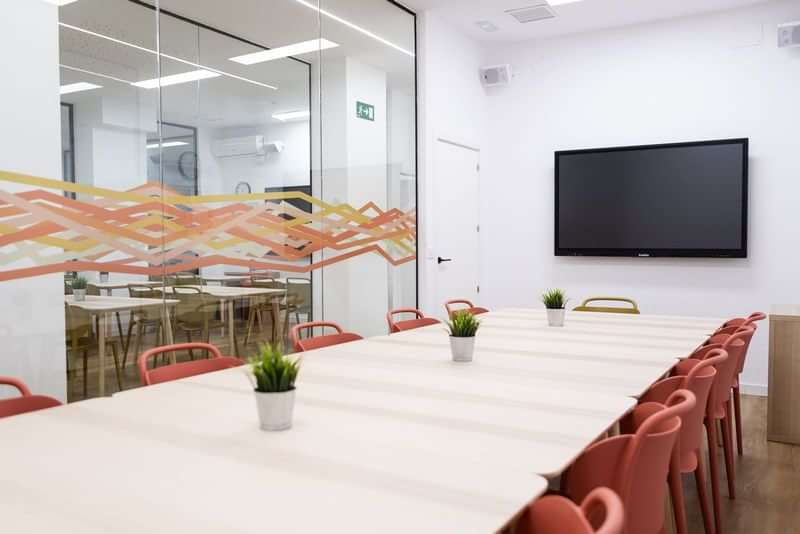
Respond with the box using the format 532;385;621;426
252;278;286;290
444;299;489;318
638;350;727;458
65;302;93;343
138;343;243;386
87;283;101;296
167;273;202;286
171;286;211;326
694;330;751;413
290;321;363;352
565;389;695;534
386;308;441;333
0;376;62;419
286;278;311;313
720;311;766;330
708;323;758;375
573;297;640;315
517;487;624;534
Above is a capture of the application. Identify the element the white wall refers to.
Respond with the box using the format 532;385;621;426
417;12;488;317
0;0;66;400
479;0;800;393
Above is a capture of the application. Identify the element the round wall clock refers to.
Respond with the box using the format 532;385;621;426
235;181;252;194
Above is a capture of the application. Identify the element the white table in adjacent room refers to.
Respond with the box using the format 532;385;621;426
163;285;285;351
64;295;178;396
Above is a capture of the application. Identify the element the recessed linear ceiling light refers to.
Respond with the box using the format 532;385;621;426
58;23;277;91
230;38;339;65
59;82;102;95
272;110;310;122
132;69;221;89
146;141;189;149
548;0;582;5
43;0;79;5
292;0;415;57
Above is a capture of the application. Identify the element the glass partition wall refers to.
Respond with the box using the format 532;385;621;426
0;0;416;402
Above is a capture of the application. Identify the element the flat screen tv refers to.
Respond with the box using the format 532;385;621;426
555;138;748;258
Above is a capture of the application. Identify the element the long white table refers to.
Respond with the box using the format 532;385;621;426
0;391;547;533
0;307;721;532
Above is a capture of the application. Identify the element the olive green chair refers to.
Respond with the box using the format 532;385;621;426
573;297;640;315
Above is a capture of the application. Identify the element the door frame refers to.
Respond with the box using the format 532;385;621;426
421;133;481;317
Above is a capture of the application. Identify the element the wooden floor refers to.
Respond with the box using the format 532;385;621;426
683;395;800;534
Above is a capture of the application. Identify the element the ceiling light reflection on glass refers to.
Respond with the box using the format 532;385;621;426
230;38;339;65
292;0;415;57
132;70;221;89
146;141;189;149
272;110;310;122
59;82;102;95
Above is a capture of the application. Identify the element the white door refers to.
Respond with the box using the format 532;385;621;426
432;139;480;317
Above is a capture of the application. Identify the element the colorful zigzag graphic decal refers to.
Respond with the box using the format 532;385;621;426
0;170;416;281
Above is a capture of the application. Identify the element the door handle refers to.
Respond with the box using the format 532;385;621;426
437;256;452;264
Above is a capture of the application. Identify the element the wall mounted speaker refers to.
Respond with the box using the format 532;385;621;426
778;21;800;48
480;64;512;87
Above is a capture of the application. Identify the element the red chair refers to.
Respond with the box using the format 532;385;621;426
444;299;489;318
386;308;441;333
0;376;62;419
516;487;624;534
290;321;363;352
711;312;765;456
138;343;243;386
563;389;695;534
626;349;728;534
675;329;752;534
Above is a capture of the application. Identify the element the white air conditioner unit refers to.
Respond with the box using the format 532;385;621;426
212;135;284;158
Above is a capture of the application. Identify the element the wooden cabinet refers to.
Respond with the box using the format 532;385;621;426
767;306;800;444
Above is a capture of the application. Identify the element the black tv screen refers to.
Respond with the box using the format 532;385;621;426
555;139;748;258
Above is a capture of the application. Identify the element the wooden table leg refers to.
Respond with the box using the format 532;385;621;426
98;312;106;397
162;305;175;364
272;296;281;345
227;299;236;355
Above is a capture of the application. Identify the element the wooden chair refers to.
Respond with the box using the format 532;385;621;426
574;297;640;315
65;303;124;397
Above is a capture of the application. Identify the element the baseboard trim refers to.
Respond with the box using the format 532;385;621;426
740;382;768;397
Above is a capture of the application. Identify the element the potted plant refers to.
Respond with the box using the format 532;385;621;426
72;276;88;301
99;271;109;283
249;344;300;431
447;311;480;362
542;288;568;327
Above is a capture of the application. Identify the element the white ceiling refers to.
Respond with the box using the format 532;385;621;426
401;0;772;42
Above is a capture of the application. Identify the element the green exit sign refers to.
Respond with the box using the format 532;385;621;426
356;101;375;121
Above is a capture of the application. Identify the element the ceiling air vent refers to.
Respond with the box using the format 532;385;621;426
505;4;556;24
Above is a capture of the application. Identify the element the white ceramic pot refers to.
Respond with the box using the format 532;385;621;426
254;389;296;431
546;308;565;327
99;272;109;283
449;336;475;362
73;289;86;301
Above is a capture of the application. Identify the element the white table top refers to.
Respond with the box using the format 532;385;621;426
0;395;546;534
201;275;251;283
163;285;285;299
90;280;161;290
495;308;725;330
64;295;178;312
